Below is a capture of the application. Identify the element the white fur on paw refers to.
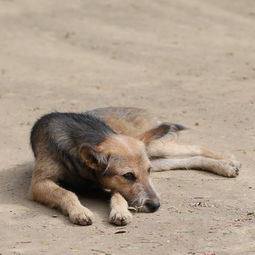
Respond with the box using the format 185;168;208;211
219;160;241;177
69;206;94;226
109;208;132;226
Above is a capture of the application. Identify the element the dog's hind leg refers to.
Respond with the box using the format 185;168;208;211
109;192;132;226
28;159;94;225
150;157;240;177
147;135;234;160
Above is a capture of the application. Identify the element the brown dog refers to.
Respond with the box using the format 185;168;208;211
28;107;241;226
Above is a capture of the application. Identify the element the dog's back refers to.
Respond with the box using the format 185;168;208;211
31;107;186;159
88;107;186;137
87;107;159;137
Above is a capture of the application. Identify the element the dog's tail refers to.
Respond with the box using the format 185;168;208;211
167;122;189;133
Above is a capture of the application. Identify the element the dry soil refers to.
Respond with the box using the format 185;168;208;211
0;0;255;254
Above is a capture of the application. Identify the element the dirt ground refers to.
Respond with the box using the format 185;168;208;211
0;0;255;254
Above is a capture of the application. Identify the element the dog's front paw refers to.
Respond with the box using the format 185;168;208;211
220;160;241;177
69;206;94;226
109;208;132;226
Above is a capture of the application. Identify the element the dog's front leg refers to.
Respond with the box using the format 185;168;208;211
109;192;132;226
29;178;94;225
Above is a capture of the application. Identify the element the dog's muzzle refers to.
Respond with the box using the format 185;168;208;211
144;199;160;212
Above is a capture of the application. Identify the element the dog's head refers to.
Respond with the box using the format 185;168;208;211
79;123;171;213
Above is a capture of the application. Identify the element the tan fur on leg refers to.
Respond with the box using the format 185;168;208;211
151;157;241;177
147;136;234;160
109;192;132;226
29;179;94;225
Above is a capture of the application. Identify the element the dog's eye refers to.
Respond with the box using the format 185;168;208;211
148;167;152;174
123;172;136;181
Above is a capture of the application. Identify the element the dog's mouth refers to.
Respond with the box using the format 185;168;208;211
128;199;160;213
128;205;144;213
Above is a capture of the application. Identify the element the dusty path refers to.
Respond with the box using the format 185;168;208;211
0;0;255;254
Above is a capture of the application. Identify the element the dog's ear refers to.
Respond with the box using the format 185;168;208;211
137;122;177;145
79;144;109;171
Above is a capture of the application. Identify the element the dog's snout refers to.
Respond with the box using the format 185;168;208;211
144;199;160;212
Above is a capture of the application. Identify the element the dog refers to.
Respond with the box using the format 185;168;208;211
28;107;241;226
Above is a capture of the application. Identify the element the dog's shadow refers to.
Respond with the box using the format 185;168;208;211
0;162;111;225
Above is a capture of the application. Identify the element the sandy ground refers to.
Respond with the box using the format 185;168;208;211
0;0;255;254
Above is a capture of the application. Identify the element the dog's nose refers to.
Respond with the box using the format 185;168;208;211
144;199;160;212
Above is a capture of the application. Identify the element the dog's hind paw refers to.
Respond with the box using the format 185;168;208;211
109;208;133;226
69;206;94;226
219;160;241;177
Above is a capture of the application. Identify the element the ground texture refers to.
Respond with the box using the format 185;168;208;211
0;0;255;254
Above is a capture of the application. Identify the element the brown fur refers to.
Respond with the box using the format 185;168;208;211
28;107;241;226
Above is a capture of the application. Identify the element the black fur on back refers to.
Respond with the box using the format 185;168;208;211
30;112;115;159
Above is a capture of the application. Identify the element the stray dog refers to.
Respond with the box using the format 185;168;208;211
28;107;241;226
